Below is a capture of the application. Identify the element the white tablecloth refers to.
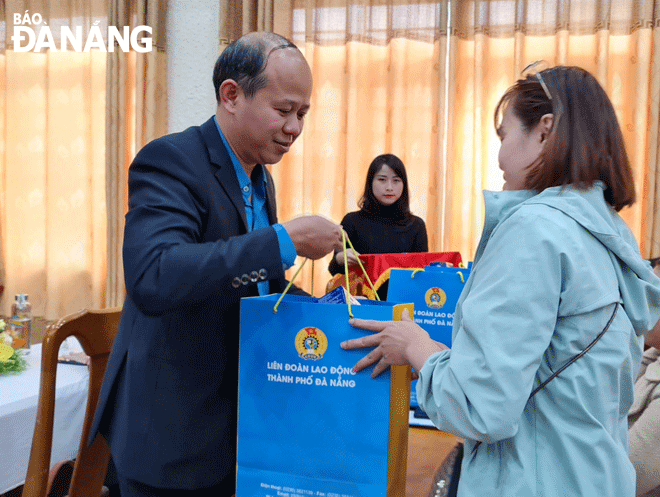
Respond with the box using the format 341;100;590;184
0;342;89;493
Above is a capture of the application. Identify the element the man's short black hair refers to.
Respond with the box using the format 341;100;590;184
212;33;297;102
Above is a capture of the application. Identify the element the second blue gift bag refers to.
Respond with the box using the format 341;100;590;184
387;266;471;408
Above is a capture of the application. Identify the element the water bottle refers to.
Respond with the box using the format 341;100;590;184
8;294;32;354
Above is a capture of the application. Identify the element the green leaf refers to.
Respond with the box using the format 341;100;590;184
0;351;28;376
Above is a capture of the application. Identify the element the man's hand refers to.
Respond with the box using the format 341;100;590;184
282;215;343;260
341;309;449;377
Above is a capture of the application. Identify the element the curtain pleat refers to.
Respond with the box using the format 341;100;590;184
2;0;108;318
644;20;660;258
266;0;660;295
105;0;168;307
105;1;130;310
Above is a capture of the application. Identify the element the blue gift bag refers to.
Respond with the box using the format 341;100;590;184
386;267;471;408
236;294;412;497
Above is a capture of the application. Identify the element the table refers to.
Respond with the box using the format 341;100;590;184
0;342;88;493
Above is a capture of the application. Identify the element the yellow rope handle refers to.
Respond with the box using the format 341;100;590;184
341;231;353;317
413;267;466;283
310;260;315;298
272;230;385;316
343;233;380;301
273;258;308;313
366;269;393;299
340;230;385;317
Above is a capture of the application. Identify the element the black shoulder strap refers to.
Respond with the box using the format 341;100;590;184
529;302;620;400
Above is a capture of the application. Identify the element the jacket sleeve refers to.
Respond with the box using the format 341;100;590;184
122;139;286;316
416;209;563;442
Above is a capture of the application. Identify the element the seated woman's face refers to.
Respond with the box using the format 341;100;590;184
372;165;403;206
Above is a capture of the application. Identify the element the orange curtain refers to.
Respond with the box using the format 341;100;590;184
260;0;660;295
0;0;167;319
447;0;660;260
1;0;108;318
645;17;660;260
105;0;168;307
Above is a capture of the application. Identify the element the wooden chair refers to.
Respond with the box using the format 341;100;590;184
22;307;122;497
406;428;462;497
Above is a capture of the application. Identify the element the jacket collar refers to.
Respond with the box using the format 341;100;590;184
199;116;277;228
473;189;537;263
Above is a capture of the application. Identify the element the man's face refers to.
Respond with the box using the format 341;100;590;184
232;49;312;168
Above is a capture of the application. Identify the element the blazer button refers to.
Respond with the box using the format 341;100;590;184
258;268;268;280
232;277;241;288
241;274;250;285
250;271;259;283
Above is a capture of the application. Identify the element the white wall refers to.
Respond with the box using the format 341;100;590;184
166;0;220;132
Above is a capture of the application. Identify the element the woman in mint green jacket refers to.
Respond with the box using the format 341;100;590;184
342;66;660;496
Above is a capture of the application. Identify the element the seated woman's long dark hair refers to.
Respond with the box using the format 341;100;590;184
358;154;412;220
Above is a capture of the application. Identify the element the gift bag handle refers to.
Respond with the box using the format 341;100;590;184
273;231;380;316
341;231;381;303
411;268;467;284
273;258;311;313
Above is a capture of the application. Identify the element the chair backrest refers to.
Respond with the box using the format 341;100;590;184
22;307;122;497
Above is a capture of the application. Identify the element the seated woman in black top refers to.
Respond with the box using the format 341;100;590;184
329;154;428;295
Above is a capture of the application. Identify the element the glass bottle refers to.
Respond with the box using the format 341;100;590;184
8;293;32;354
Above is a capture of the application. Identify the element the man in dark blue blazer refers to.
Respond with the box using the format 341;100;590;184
89;32;343;496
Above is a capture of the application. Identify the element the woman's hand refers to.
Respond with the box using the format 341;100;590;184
335;248;360;267
341;309;449;377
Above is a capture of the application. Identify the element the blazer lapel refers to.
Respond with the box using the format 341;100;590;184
200;117;248;231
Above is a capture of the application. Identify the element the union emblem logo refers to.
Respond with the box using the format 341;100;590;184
425;287;447;309
295;327;328;361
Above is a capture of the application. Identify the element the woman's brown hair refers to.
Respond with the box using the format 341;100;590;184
494;66;635;211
